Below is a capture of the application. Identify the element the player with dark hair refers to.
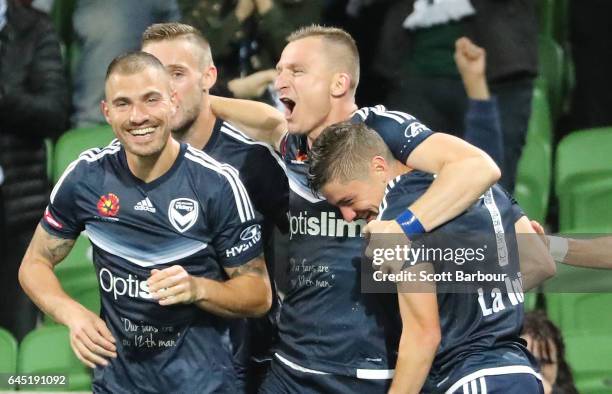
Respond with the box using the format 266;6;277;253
309;121;551;393
18;51;271;393
141;22;289;391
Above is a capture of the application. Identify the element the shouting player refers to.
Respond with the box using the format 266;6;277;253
210;25;502;392
19;52;271;393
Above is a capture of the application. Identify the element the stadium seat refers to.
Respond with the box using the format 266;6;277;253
537;35;565;120
514;87;552;223
555;128;612;232
18;325;91;391
52;125;115;183
0;327;18;374
565;333;612;394
546;292;612;335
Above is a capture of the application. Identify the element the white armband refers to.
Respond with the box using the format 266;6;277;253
548;236;569;262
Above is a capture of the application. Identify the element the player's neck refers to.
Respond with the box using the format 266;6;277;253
307;99;358;148
126;138;181;183
174;96;217;150
388;160;412;181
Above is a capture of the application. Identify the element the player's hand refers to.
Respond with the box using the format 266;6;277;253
530;220;550;249
454;37;486;80
235;0;255;22
363;219;410;274
65;305;117;368
148;265;201;306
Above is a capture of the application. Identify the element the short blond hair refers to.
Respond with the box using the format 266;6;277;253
288;25;360;93
142;22;213;68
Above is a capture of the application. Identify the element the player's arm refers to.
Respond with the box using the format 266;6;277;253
390;264;440;394
209;95;287;150
404;133;500;232
515;216;556;290
19;225;117;368
531;221;612;269
147;257;272;318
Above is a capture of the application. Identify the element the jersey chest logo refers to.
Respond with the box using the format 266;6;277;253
168;198;199;233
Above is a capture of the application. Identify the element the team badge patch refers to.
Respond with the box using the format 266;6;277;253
97;193;120;217
168;198;199;233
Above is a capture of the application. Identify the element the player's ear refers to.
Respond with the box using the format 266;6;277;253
100;100;111;124
169;90;178;116
370;155;388;176
330;72;351;97
202;65;218;91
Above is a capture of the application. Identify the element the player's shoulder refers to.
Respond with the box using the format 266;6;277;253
60;139;122;181
218;120;276;154
353;105;431;137
184;144;244;189
378;172;433;220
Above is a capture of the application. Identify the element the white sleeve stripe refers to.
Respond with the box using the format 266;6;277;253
387;110;416;121
50;143;121;203
188;148;254;220
371;107;405;124
219;162;255;219
221;122;255;141
185;148;255;222
185;152;248;222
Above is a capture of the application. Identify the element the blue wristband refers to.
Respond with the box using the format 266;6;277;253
395;209;426;236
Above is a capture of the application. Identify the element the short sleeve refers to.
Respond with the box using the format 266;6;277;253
40;161;85;239
210;170;263;268
355;106;434;164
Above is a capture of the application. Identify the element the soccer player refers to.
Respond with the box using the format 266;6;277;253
140;22;288;390
210;25;502;392
308;122;550;393
18;52;271;393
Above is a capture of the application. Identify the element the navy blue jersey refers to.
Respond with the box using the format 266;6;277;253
41;141;263;393
203;118;288;235
276;106;433;376
379;171;535;393
201;118;289;378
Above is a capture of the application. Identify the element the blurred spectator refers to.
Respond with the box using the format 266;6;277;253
374;0;538;191
0;0;70;339
566;0;612;132
71;0;180;127
522;311;579;394
322;0;394;106
179;0;323;103
455;36;503;168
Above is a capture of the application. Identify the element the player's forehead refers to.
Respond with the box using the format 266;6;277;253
277;36;328;69
143;38;200;69
106;67;169;100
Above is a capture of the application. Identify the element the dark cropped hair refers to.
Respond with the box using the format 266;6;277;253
308;122;392;193
105;51;167;82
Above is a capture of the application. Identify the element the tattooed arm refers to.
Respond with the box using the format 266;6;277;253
147;256;272;318
18;225;117;368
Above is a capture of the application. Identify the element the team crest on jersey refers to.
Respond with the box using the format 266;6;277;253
168;198;199;233
97;193;120;217
404;122;429;138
